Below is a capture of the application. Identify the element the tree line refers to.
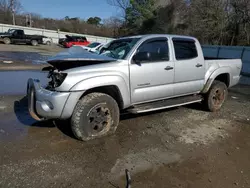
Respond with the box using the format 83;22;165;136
109;0;250;46
1;0;250;46
0;0;116;37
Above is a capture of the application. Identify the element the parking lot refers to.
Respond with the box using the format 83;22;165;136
0;43;62;70
0;44;250;188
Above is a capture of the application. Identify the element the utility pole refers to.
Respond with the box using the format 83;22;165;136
12;11;15;25
10;0;15;25
26;15;28;26
29;14;32;27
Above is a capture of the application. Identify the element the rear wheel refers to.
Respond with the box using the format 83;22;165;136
46;41;51;45
31;40;38;46
203;81;228;112
71;93;120;141
3;37;10;44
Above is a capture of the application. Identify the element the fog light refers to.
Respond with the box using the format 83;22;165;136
41;100;54;111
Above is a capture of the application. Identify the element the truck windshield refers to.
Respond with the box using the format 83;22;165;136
100;37;141;59
87;42;101;48
8;29;15;34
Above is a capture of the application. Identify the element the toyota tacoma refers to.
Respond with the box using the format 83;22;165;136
27;34;242;141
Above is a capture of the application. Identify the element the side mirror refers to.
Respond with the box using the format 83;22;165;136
133;52;151;63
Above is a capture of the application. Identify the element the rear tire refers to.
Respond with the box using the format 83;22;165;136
203;81;228;112
71;93;120;141
46;41;51;45
3;37;10;44
31;40;38;46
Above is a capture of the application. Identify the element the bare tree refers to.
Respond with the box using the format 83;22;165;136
103;16;123;36
0;0;21;12
107;0;130;19
0;0;21;24
227;0;250;45
107;0;130;11
185;0;228;44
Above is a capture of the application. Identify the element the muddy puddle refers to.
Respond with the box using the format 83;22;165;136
0;51;50;64
0;71;48;95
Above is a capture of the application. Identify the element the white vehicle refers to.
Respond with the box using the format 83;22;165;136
42;36;52;45
77;42;103;52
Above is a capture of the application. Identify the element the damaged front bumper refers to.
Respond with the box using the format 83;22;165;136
27;78;71;121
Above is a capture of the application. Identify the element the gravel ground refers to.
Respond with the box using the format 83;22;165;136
0;43;249;188
0;85;249;188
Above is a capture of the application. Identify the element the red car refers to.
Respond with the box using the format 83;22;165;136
63;35;90;48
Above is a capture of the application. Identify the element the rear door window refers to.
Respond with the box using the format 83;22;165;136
17;30;23;35
173;38;198;60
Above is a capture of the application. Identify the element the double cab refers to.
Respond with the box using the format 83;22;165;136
27;34;242;141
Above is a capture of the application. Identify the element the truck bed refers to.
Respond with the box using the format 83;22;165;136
205;58;242;86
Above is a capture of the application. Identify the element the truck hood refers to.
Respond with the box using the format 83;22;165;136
0;33;10;37
47;46;116;70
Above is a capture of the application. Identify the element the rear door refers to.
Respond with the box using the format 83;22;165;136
172;38;205;96
130;37;174;104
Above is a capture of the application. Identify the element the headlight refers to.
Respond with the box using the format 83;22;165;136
48;72;67;88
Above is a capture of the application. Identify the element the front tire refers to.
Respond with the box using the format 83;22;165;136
203;81;228;112
71;93;120;141
3;37;11;44
46;41;51;45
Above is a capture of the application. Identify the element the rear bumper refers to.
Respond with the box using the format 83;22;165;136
231;75;241;87
27;79;70;121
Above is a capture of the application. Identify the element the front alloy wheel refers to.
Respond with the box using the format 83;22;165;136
87;103;112;137
71;93;120;141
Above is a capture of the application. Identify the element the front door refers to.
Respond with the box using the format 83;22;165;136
11;31;21;43
172;38;205;96
130;37;174;104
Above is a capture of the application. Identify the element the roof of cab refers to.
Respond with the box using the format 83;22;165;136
119;34;197;41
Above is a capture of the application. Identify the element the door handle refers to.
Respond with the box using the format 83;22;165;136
164;66;174;70
196;63;203;68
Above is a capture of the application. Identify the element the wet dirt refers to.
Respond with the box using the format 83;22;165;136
0;51;50;64
132;125;250;188
0;44;63;70
0;84;249;188
0;43;62;54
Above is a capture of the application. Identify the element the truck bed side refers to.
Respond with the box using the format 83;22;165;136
203;59;242;92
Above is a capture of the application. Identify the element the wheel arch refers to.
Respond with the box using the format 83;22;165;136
202;67;231;93
70;75;131;109
81;85;124;109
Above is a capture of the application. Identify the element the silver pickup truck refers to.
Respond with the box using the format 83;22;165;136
27;34;242;141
